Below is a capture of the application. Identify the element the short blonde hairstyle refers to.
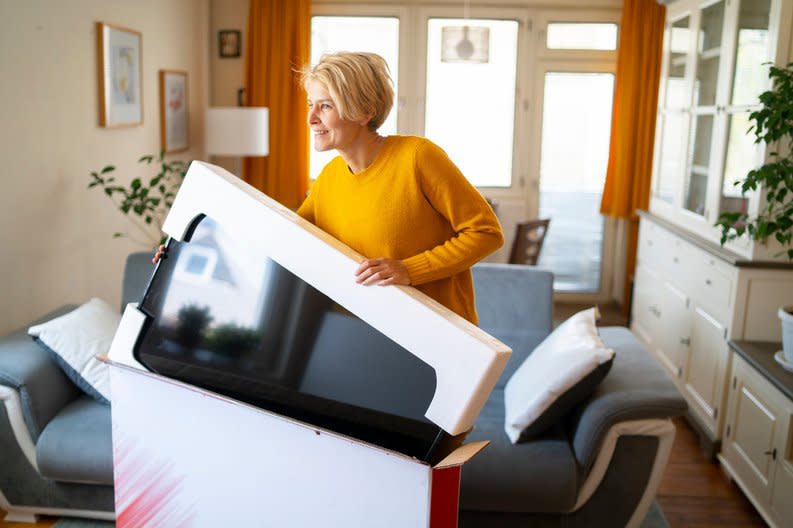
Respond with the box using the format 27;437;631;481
302;52;394;131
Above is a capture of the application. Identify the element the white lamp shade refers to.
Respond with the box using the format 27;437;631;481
205;107;269;156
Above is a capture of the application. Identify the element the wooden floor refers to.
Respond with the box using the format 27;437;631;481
658;417;766;528
0;302;767;527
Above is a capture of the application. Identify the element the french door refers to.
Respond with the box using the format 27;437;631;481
310;4;619;300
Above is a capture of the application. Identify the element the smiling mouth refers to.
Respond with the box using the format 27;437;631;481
314;130;328;136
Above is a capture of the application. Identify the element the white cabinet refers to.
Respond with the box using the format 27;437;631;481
650;0;793;260
636;0;793;444
683;306;728;430
720;351;793;527
633;215;735;438
632;213;793;442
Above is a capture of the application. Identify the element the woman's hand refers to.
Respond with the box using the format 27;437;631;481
355;258;410;286
152;244;167;264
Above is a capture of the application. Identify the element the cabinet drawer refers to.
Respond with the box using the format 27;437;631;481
663;237;691;277
686;251;734;318
638;221;663;266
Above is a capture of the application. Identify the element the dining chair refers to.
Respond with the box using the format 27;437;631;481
508;218;550;265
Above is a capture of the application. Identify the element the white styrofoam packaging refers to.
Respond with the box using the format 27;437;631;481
106;161;510;527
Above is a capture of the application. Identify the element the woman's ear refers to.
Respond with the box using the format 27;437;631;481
359;112;375;128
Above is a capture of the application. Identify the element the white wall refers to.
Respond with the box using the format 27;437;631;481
0;0;209;334
210;0;248;106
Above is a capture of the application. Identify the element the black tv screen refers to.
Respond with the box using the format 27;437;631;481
134;215;449;462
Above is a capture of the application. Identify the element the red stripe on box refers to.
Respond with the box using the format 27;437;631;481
429;466;461;528
113;424;196;527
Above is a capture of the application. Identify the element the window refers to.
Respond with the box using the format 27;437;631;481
309;16;400;178
424;18;519;187
308;6;620;299
546;23;618;50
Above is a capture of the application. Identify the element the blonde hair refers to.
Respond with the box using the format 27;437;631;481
301;52;394;131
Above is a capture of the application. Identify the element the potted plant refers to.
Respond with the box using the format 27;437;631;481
88;151;189;247
715;62;793;363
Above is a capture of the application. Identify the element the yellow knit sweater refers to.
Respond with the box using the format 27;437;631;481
297;135;504;324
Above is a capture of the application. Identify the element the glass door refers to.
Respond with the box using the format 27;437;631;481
536;70;615;292
684;0;725;220
716;0;772;220
531;17;619;296
654;14;693;207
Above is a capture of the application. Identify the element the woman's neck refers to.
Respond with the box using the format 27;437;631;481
338;131;386;174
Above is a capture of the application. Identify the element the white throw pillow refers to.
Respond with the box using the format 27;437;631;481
28;298;120;404
503;307;615;443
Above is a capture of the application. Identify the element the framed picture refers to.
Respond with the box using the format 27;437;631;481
218;30;241;58
159;70;189;153
96;22;143;127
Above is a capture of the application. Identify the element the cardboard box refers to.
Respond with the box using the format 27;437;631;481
106;357;488;527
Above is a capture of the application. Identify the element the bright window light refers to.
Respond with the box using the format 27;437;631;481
425;18;519;187
546;23;618;50
309;17;400;179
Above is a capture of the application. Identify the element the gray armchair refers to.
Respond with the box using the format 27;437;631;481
0;253;150;522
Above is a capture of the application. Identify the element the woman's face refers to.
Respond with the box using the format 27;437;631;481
307;81;368;152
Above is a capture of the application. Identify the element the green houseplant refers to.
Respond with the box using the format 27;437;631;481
715;62;793;260
715;62;793;362
88;151;189;247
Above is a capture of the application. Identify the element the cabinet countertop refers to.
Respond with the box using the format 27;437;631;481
728;340;793;401
637;210;793;270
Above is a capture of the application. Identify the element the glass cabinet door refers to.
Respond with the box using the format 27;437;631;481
654;15;692;204
685;113;713;216
718;0;772;217
684;1;725;218
694;1;725;108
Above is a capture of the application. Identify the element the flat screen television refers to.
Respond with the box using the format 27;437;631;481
133;215;451;463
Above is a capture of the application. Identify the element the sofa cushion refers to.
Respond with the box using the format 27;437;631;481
28;298;119;403
504;308;614;443
36;396;113;485
460;388;579;513
477;328;548;388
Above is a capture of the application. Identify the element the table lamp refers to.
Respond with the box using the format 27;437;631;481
205;107;269;174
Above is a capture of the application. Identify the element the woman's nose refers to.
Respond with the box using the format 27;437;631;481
307;107;318;124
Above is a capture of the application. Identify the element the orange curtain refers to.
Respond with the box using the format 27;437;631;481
243;0;311;209
600;0;666;309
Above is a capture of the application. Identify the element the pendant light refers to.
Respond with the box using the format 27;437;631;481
440;0;490;63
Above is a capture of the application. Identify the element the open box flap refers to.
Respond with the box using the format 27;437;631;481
433;440;489;469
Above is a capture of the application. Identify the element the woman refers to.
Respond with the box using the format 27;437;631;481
298;51;503;324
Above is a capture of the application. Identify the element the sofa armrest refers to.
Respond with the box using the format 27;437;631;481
567;327;687;474
0;305;82;441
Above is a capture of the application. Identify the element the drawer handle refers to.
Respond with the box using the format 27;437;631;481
705;279;712;286
673;257;679;263
764;448;777;461
680;337;690;346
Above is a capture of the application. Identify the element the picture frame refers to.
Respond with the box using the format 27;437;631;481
159;70;189;153
96;22;143;128
218;30;241;58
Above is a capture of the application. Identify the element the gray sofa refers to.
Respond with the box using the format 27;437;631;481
0;255;686;525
